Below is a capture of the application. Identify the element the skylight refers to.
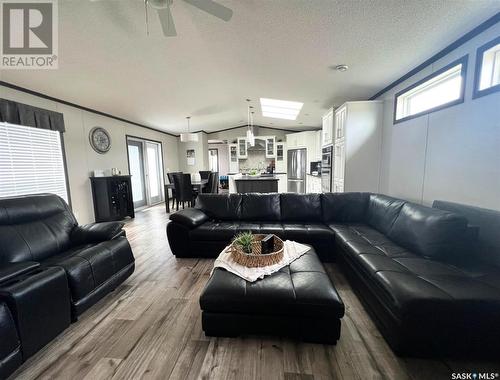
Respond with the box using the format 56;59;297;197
260;98;303;120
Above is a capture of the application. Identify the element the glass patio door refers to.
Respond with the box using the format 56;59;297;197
127;137;164;208
145;141;163;204
127;140;147;208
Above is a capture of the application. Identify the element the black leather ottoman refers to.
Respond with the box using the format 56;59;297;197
0;267;71;359
199;247;345;344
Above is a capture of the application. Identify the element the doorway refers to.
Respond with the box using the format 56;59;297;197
208;148;219;172
126;136;164;209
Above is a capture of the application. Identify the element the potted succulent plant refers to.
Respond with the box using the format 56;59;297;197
232;231;254;254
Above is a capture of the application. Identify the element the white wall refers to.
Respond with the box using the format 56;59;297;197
377;23;500;210
208;143;229;175
178;132;209;173
0;85;180;224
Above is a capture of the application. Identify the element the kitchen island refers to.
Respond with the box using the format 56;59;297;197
230;174;280;193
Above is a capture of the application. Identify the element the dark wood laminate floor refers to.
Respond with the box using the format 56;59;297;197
11;204;498;380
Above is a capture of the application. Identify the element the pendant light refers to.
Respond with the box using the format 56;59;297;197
249;110;256;146
180;116;199;142
246;99;255;146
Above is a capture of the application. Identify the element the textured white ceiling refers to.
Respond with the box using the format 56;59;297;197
1;0;499;133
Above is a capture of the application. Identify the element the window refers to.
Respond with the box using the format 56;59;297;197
473;36;500;98
394;56;467;123
0;122;69;202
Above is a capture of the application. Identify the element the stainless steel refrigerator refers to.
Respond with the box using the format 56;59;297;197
287;148;306;193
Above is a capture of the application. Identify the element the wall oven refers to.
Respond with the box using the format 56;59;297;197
321;146;333;192
322;146;332;168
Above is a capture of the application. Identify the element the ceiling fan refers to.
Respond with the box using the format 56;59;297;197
91;0;233;37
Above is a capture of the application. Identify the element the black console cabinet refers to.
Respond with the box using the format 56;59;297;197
90;176;135;222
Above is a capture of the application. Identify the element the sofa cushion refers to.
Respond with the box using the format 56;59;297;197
0;194;77;264
196;194;242;221
366;194;406;235
374;269;500;322
281;193;322;222
283;223;334;243
240;194;281;221
388;202;468;259
259;222;285;238
433;200;500;269
322;192;369;223
190;222;240;241
42;237;134;303
169;209;209;229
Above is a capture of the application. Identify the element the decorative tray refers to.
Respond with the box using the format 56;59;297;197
229;234;284;268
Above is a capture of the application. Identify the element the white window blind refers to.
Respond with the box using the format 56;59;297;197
0;122;68;202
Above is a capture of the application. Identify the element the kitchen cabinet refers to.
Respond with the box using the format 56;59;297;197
333;179;344;193
322;107;334;146
335;105;346;142
276;173;287;193
275;142;286;172
332;101;383;193
90;176;134;222
306;175;322;193
237;137;248;159
228;143;239;173
265;136;275;158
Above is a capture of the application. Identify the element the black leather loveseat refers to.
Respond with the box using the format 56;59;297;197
0;194;135;379
167;192;500;356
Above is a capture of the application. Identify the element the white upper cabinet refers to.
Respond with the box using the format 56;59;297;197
335;105;347;142
228;143;239;173
265;136;276;158
237;137;248;159
322;108;334;146
275;142;286;172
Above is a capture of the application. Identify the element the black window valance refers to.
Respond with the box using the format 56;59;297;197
0;98;65;132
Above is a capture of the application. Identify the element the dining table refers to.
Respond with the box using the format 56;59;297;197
164;179;209;213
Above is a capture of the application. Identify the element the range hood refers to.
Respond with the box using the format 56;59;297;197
247;138;266;152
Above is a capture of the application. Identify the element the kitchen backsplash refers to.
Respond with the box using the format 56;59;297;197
239;151;274;171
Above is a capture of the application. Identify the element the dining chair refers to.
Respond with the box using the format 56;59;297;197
199;171;211;180
167;171;182;206
172;173;196;210
212;172;219;193
205;172;219;193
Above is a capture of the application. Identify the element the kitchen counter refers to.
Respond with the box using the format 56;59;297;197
233;175;278;193
234;176;280;181
228;173;287;193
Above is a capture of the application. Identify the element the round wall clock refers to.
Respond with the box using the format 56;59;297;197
89;127;111;154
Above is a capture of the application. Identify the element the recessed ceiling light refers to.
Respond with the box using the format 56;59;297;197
260;98;303;121
335;64;349;72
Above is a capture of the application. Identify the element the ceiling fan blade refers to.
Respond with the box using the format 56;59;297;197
183;0;233;21
157;6;177;37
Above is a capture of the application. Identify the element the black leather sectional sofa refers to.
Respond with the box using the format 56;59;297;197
0;194;135;379
167;192;500;356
